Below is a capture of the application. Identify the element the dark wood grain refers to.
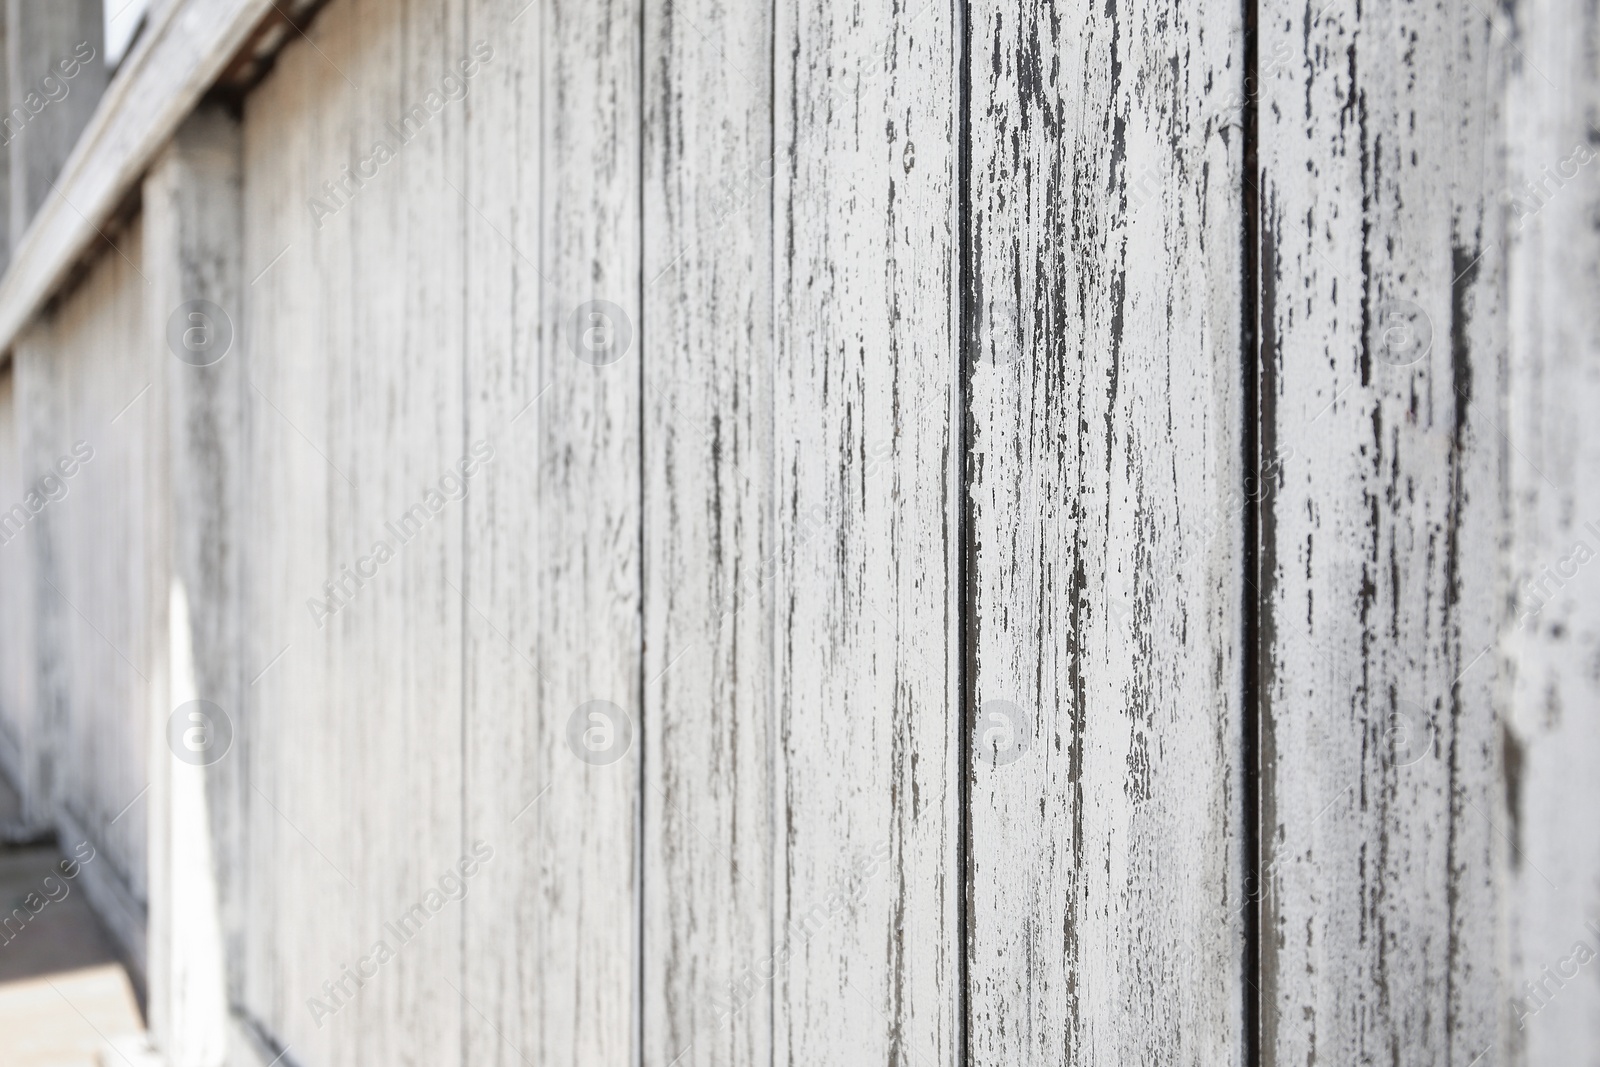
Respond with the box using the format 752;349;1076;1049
964;1;1248;1062
1256;3;1506;1063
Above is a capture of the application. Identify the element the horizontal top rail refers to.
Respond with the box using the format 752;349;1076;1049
0;0;275;365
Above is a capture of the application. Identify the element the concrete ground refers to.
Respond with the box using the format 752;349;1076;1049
0;777;150;1067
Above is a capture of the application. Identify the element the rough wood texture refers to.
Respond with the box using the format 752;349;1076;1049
460;0;641;1063
1503;0;1600;1060
641;0;772;1062
241;2;465;1060
1256;3;1506;1064
5;0;1597;1064
964;2;1246;1062
10;215;150;904
143;101;244;1065
773;0;959;1063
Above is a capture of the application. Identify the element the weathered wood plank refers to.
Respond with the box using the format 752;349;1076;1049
773;1;960;1063
1256;3;1506;1063
335;4;467;1060
1503;0;1600;1059
143;101;243;1065
0;369;32;800
236;14;327;1048
964;2;1247;1062
641;0;772;1062
10;215;150;906
461;0;641;1063
3;331;59;836
240;1;467;1059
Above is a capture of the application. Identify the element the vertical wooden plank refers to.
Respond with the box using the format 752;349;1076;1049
336;2;465;1060
641;0;772;1062
773;1;959;1063
3;0;107;238
9;216;152;959
240;1;466;1060
143;101;243;1066
36;225;150;890
1503;0;1600;1059
8;323;63;836
1257;3;1506;1064
0;368;32;808
461;0;640;1063
74;230;155;903
964;1;1247;1062
237;14;328;1049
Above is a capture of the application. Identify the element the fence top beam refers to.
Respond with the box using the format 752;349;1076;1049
0;0;318;368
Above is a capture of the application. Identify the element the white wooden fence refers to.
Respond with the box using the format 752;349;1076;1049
0;0;1592;1064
